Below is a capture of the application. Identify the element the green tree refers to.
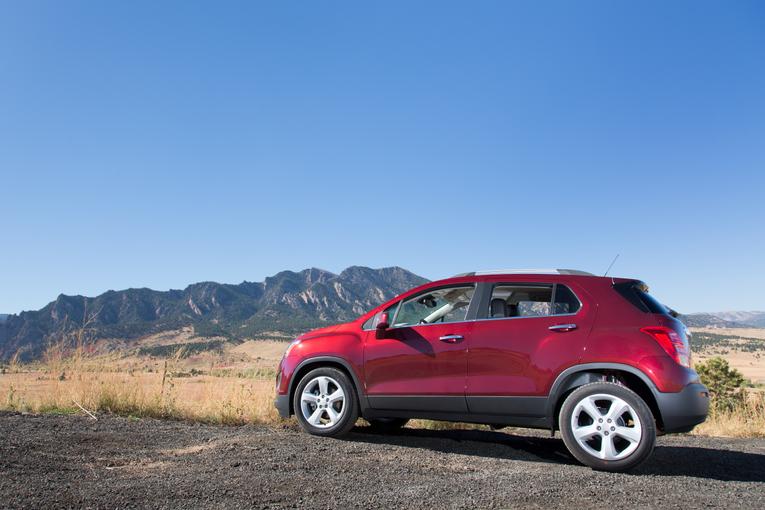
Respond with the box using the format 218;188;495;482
695;357;746;412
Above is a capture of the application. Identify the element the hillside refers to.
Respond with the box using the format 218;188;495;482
708;311;765;328
680;311;765;329
0;266;427;360
680;313;750;329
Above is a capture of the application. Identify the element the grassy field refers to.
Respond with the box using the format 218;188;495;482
1;328;764;437
0;334;287;426
691;327;765;385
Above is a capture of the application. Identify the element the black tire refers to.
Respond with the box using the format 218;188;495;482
559;382;656;472
293;367;359;437
367;418;409;434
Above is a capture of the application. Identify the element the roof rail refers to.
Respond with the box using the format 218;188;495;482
452;269;595;277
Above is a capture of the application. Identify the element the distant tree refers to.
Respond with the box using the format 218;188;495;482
695;357;746;412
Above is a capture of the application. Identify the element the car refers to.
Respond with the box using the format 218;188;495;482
274;269;709;472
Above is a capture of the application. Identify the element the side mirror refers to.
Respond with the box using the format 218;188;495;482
376;312;390;339
376;312;390;330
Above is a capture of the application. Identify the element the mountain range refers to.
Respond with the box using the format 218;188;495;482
0;266;427;361
680;311;765;329
707;311;765;327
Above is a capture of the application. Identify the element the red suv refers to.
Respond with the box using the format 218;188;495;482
274;270;709;471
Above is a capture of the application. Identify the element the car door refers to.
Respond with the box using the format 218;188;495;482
466;281;593;418
364;284;476;413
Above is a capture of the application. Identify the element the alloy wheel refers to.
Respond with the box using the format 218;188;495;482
570;393;643;461
299;376;346;428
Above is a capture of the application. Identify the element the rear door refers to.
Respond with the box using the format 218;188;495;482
466;281;594;417
364;284;476;413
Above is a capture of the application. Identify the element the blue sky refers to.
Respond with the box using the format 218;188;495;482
1;1;763;314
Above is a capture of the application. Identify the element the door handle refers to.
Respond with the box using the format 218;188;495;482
439;334;464;343
549;323;577;332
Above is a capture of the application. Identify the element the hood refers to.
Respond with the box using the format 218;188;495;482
298;323;344;341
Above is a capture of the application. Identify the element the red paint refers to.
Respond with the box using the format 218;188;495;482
364;321;473;396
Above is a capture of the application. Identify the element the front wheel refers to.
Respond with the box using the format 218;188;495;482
293;367;359;437
559;382;656;472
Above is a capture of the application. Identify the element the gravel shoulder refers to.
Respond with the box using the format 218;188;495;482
1;412;764;509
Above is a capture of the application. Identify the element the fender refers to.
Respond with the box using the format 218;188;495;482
288;355;369;414
545;362;661;427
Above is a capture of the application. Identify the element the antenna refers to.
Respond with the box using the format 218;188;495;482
603;254;620;277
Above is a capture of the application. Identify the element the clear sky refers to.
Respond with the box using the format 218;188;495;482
1;1;764;314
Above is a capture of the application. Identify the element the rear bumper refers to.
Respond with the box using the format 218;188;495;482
274;394;290;418
655;383;709;433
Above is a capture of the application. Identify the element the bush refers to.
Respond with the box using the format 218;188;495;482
695;357;746;412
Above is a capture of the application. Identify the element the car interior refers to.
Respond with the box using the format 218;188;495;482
489;285;553;318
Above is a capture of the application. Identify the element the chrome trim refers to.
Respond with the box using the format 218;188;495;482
389;320;472;329
439;334;464;341
471;311;579;323
383;310;582;328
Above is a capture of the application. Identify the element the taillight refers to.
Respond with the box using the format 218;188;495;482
640;326;691;367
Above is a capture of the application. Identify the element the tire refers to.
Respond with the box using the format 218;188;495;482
367;418;409;434
559;382;656;472
293;367;359;437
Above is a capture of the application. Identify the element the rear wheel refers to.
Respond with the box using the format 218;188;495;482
293;367;359;437
559;382;655;472
367;417;409;434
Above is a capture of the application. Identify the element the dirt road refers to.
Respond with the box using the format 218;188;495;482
1;412;763;508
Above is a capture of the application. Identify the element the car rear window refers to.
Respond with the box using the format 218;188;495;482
613;281;669;314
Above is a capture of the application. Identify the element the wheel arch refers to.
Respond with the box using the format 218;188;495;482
288;356;367;416
547;363;664;431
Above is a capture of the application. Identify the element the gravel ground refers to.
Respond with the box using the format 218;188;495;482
1;411;764;509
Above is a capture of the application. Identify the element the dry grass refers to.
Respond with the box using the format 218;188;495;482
693;327;765;340
0;337;285;426
692;391;765;438
1;367;280;425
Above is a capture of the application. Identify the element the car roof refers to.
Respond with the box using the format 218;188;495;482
451;269;595;277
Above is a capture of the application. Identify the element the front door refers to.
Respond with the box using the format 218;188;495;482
364;284;476;413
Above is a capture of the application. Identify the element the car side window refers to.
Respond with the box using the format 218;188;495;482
488;284;553;318
392;286;475;327
487;283;582;319
553;284;581;315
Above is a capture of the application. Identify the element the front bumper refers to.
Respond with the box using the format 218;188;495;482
274;394;290;418
655;383;710;433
